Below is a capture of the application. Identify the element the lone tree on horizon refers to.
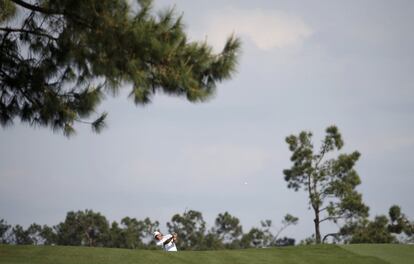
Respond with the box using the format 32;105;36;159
0;0;240;136
283;125;369;244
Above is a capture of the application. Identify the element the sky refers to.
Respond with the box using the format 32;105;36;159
1;0;414;242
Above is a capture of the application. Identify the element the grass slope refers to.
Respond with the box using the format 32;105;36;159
342;244;414;264
0;244;412;264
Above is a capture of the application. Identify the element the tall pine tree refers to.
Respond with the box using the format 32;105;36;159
0;0;240;136
283;126;369;243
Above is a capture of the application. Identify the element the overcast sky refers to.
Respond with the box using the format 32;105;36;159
1;0;413;242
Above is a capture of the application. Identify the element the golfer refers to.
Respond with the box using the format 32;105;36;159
153;231;178;252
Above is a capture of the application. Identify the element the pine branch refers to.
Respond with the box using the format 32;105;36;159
0;68;41;107
10;0;92;28
10;0;59;15
74;112;107;134
319;216;344;224
315;144;328;170
319;207;328;213
0;27;58;41
0;29;12;50
91;112;107;133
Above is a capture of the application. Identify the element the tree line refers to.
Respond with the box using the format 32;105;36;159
1;206;412;250
0;210;298;250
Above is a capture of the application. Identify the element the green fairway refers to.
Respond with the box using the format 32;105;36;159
342;244;414;264
2;244;413;264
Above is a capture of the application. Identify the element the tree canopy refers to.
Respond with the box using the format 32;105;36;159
0;0;241;136
340;205;414;243
213;211;243;244
167;210;206;250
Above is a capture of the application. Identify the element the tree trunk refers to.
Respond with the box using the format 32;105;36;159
84;230;93;247
313;209;321;244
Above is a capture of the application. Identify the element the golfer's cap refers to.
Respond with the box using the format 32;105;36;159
153;231;161;238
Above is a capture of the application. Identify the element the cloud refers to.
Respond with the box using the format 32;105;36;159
190;8;312;51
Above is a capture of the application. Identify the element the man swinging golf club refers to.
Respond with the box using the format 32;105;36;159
153;231;178;252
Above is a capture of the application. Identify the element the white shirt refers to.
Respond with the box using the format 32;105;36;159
156;234;178;252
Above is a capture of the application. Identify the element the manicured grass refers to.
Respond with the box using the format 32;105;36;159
342;244;414;264
1;244;412;264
